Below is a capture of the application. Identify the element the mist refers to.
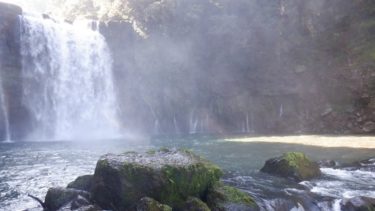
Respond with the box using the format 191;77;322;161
0;1;374;210
93;0;374;136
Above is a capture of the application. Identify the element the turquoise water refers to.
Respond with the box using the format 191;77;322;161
0;138;374;210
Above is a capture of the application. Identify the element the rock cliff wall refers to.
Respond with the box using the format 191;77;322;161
1;1;374;140
0;2;30;140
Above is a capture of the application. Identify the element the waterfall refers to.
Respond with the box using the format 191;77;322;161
173;115;179;134
279;104;284;118
0;81;10;142
246;112;250;133
189;110;199;134
20;15;120;141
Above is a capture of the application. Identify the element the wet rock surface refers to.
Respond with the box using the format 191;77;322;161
67;175;94;192
91;149;223;209
136;197;172;211
44;187;91;211
341;196;375;211
261;152;321;181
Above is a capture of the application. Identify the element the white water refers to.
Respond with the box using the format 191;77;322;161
308;168;375;199
20;15;120;141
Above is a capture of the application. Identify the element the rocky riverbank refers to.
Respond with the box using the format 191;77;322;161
33;148;375;211
40;149;258;211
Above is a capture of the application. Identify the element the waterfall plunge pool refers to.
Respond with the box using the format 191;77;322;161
0;136;374;211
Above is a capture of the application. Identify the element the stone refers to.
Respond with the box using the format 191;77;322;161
206;183;259;211
341;196;375;211
71;195;91;209
136;197;172;211
318;159;339;168
67;175;94;191
91;149;223;210
260;152;321;181
181;197;210;211
44;187;90;211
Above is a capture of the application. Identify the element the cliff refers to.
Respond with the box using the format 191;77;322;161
0;2;30;140
97;0;375;136
1;1;375;140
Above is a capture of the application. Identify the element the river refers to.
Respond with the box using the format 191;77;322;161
0;136;374;210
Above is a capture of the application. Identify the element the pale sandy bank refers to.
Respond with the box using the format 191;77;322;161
226;136;375;149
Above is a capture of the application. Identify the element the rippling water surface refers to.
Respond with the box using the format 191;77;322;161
0;137;374;210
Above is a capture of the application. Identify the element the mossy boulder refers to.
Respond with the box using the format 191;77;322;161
136;197;172;211
206;183;259;211
260;152;321;181
67;175;94;191
91;149;223;210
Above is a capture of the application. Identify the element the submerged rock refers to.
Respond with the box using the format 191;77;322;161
91;149;223;210
318;159;339;168
136;197;172;211
260;152;321;181
206;183;259;211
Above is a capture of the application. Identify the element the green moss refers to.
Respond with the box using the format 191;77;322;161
221;186;255;206
261;152;321;181
282;152;308;168
93;149;223;209
159;160;223;207
147;149;157;155
360;19;375;30
137;197;172;211
160;147;171;153
205;182;258;210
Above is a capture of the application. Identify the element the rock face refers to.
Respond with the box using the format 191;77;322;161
91;149;223;210
261;152;321;181
0;2;31;141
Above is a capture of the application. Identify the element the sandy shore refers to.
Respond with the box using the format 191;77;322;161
226;135;375;149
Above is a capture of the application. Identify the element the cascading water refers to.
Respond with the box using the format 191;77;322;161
0;80;11;142
20;14;120;141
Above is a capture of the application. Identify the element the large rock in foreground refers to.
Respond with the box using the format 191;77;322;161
260;152;321;181
91;149;223;210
